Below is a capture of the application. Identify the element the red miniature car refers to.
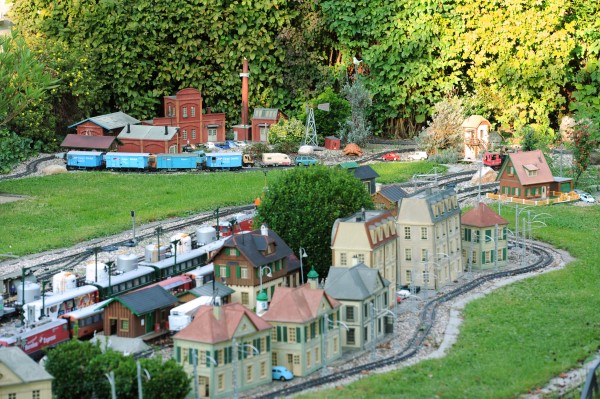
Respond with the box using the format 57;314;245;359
381;152;401;161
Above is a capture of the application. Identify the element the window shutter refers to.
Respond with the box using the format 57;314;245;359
503;248;507;261
481;251;485;264
266;336;271;351
206;350;211;367
214;266;220;278
225;266;230;278
189;348;193;365
236;266;241;278
277;326;282;342
176;346;181;362
213;350;218;366
296;327;301;342
283;326;288;342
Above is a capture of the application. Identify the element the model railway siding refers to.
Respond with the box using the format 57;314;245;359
254;242;557;399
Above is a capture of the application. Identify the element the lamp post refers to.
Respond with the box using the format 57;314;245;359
171;239;181;274
257;266;272;312
155;226;163;253
369;302;396;361
321;313;348;376
88;246;102;283
232;337;259;399
299;247;308;285
136;360;151;399
131;210;137;245
259;265;272;297
105;371;117;399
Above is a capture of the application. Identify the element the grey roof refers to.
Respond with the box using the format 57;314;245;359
0;347;53;382
109;285;179;316
117;125;179;140
324;264;390;301
253;108;280;120
187;281;235;298
222;228;294;270
378;185;410;202
68;111;140;130
353;165;379;180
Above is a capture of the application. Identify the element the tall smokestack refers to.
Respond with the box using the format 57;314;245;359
240;58;249;126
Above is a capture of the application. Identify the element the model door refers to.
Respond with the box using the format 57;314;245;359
541;186;547;199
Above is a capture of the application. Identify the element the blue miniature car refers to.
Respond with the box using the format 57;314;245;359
295;155;319;166
272;366;294;381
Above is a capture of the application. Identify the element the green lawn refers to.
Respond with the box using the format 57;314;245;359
297;204;600;399
0;162;424;256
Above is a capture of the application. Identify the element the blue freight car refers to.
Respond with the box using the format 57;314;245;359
155;154;200;170
205;152;244;170
104;153;150;170
66;151;105;170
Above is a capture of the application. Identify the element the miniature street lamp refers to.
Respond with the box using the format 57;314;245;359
299;247;308;284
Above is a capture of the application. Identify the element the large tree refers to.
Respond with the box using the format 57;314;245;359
255;165;373;279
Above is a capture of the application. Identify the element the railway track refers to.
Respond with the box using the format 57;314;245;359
254;241;557;399
0;155;55;181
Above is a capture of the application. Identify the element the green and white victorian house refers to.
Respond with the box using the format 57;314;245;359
261;269;343;377
461;202;509;271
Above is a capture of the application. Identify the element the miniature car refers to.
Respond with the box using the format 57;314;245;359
381;152;401;161
397;289;412;300
295;155;319;166
408;151;428;161
579;193;595;203
272;366;294;381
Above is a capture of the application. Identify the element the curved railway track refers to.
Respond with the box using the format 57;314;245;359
0;155;55;181
255;241;557;399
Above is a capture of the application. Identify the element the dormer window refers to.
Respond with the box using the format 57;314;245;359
523;164;539;177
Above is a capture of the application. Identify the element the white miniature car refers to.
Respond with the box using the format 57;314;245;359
408;151;428;161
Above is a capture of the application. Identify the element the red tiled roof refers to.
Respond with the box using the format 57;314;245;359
60;134;115;150
505;150;553;185
461;202;508;228
173;303;271;344
261;284;341;323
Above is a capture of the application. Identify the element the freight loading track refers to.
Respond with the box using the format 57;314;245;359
255;241;556;399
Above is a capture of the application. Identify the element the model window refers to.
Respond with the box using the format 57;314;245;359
191;106;196;117
208;128;217;141
120;319;129;332
404;226;411;239
340;253;347;266
182;107;188;118
421;227;428;240
241;292;249;305
405;248;412;261
182;130;188;140
421;249;428;262
406;270;412;283
192;129;196;139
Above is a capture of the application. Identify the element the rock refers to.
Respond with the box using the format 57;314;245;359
298;145;314;155
42;165;67;175
343;143;363;156
470;166;497;184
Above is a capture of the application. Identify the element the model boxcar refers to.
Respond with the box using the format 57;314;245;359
205;152;244;170
155;153;200;170
66;151;105;170
104;152;150;170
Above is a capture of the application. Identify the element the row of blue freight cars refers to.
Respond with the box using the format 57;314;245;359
65;150;255;171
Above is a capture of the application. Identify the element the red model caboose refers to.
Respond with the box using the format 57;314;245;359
482;152;506;170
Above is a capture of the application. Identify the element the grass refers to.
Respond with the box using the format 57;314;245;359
372;161;447;184
0;161;424;256
296;203;600;399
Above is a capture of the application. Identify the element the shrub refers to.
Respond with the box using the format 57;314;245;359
244;143;271;159
273;141;298;154
0;128;39;174
427;148;460;164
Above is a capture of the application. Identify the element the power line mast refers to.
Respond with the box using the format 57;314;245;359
303;103;330;147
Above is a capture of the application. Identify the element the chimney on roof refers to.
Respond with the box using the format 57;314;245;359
213;305;221;320
206;107;212;114
261;224;268;236
164;125;168;135
127;123;131;133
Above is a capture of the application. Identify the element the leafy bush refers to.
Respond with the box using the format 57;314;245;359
268;118;305;145
0;129;39;174
427;148;461;164
416;96;465;155
273;141;299;154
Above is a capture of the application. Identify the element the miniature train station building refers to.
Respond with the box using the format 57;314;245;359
330;209;397;306
325;260;392;350
99;285;178;339
462;115;492;161
173;303;273;398
261;275;343;377
149;88;227;147
496;150;573;200
251;108;287;143
68;111;140;137
460;202;509;270
116;124;181;153
397;187;463;290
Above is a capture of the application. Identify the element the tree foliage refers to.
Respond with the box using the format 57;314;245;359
339;79;372;145
268;118;305;145
44;341;190;399
255;165;373;278
298;87;351;139
570;120;597;185
416;96;465;156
